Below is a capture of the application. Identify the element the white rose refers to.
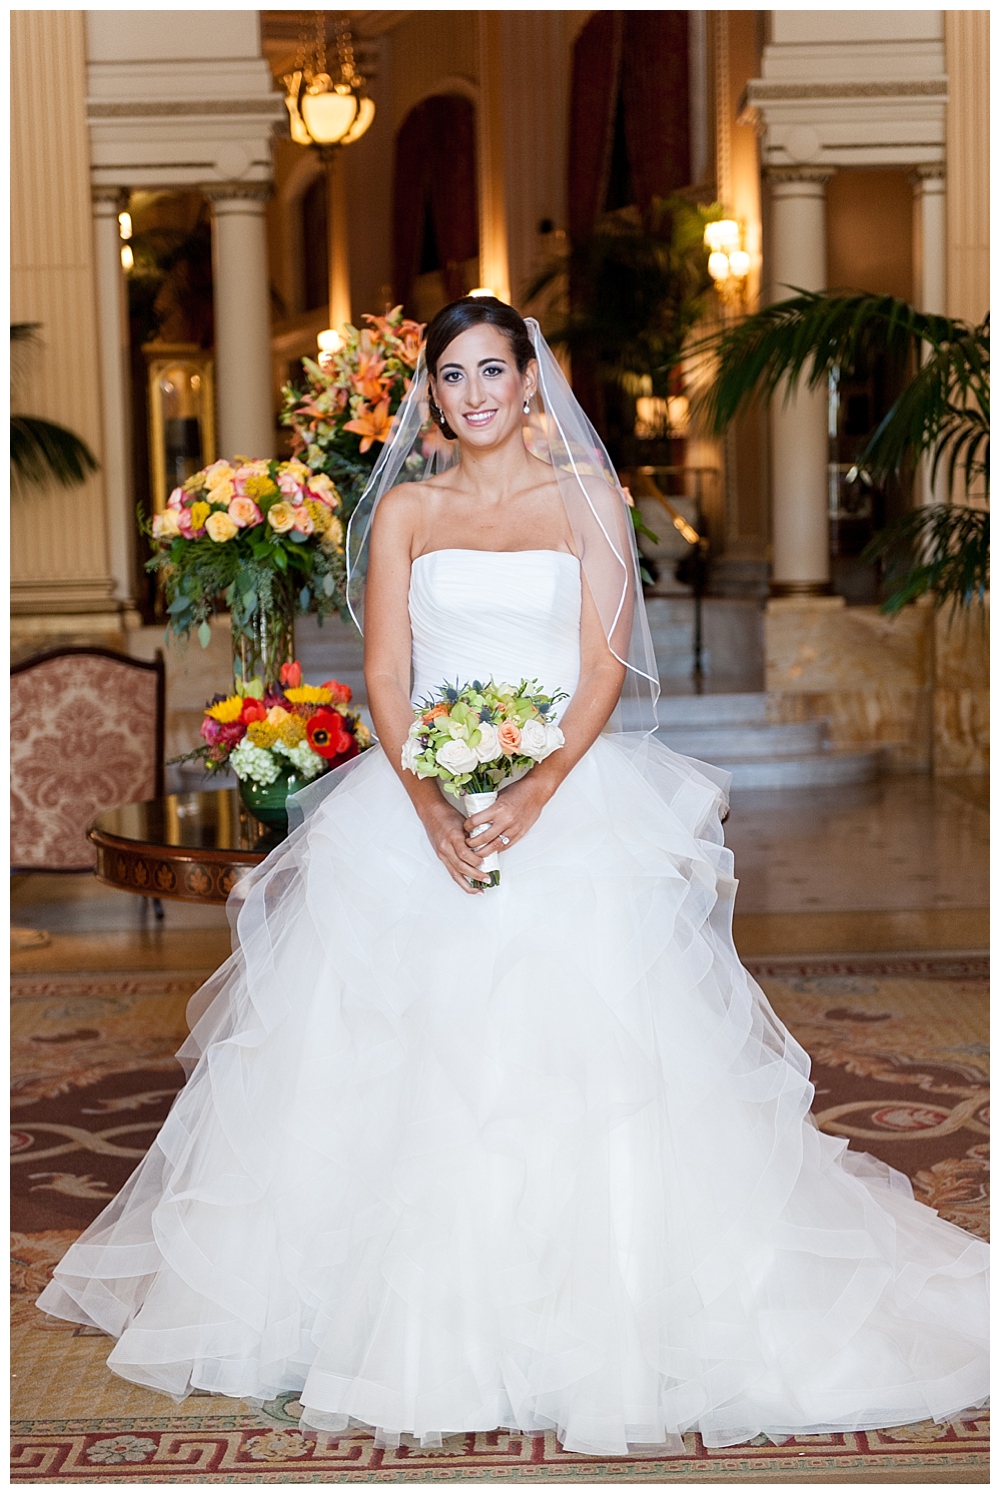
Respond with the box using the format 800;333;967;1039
401;737;422;773
435;739;479;776
474;722;503;762
518;719;548;761
541;723;565;760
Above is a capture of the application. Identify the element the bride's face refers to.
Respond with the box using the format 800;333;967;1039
430;324;536;450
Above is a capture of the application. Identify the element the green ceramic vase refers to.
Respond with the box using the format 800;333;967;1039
238;767;308;832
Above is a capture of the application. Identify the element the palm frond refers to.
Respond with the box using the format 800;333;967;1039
11;415;99;491
699;291;954;433
861;504;989;618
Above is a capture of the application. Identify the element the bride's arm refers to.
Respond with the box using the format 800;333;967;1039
363;493;497;894
463;579;626;859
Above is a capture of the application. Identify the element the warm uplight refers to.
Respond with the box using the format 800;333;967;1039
317;328;345;355
468;287;496;298
120;245;134;271
118;211;132;240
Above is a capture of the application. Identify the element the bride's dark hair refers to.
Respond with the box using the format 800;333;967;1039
424;297;535;440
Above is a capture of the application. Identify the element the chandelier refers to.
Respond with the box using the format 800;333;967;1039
283;11;375;152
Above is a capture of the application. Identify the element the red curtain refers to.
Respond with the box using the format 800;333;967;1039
393;95;478;314
622;12;691;213
568;11;691;236
567;11;623;239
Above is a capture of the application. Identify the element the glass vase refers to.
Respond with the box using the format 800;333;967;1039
232;592;296;692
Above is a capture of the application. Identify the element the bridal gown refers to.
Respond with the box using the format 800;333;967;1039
39;549;989;1456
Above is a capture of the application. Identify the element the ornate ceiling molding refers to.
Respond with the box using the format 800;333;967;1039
747;80;947;102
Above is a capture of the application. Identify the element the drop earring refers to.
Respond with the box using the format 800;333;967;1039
523;397;531;415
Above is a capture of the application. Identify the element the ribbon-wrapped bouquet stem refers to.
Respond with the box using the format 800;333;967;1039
401;679;566;888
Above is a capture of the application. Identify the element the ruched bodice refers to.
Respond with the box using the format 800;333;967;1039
409;549;581;715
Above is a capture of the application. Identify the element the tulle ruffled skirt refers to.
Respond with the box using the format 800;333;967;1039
38;736;989;1455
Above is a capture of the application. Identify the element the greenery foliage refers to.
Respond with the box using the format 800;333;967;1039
526;195;718;399
10;325;99;493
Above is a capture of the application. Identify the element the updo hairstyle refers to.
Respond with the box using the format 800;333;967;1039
424;296;535;440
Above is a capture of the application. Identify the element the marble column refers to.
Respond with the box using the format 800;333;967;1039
767;168;833;596
91;185;137;611
911;166;947;504
205;185;274;460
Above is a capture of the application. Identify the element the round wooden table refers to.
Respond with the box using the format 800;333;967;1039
90;790;284;905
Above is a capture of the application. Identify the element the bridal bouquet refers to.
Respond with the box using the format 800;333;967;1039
402;679;566;888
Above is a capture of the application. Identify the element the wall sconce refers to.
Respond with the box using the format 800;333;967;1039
704;219;751;301
120;245;134;271
118;211;132;241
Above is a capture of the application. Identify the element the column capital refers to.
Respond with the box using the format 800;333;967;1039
91;184;129;213
765;166;835;187
202;182;272;206
910;164;946;186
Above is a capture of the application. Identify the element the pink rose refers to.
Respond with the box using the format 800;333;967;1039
278;472;304;500
228;497;263;528
177;508;195;537
167;486;185;510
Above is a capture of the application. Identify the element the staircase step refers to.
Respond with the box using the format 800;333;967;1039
657;720;827;759
723;749;883;790
658;693;768;727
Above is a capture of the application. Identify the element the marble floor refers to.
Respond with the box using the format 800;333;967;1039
11;772;987;973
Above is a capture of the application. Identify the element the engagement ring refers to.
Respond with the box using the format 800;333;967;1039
500;835;510;845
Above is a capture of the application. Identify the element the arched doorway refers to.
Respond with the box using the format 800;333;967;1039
393;94;479;323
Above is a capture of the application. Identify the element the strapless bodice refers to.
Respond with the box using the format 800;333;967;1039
408;549;582;715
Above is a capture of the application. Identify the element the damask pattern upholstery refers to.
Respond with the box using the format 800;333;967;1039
11;650;164;872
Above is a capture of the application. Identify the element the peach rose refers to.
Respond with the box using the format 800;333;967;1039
205;511;238;543
497;721;521;755
228;497;263;528
305;472;339;508
152;508;181;539
292;506;314;535
267;502;296;533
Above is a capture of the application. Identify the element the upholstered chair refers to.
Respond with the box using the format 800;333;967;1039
11;647;165;874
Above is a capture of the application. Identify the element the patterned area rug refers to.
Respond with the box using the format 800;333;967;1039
12;961;989;1483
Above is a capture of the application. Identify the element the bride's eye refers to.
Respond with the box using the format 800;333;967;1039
482;364;505;378
441;370;463;384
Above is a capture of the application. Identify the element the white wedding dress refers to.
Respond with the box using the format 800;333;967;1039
39;549;989;1456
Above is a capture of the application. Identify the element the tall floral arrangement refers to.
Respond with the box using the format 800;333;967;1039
144;458;344;687
280;306;423;541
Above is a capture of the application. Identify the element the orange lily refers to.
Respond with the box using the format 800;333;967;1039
345;397;394;453
352;351;390;402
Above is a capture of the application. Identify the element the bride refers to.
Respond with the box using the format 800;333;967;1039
38;298;988;1456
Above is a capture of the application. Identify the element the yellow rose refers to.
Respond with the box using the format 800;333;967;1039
265;705;290;725
152;509;181;539
205;511;239;543
208;479;235;505
321;515;344;552
306;472;340;508
204;463;236;490
267;502;296;533
189;501;210;531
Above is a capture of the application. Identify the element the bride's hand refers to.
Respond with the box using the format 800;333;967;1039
419;798;494;893
463;777;547;859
